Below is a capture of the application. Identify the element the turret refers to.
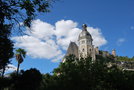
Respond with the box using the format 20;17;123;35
78;24;96;60
112;49;116;57
95;47;99;55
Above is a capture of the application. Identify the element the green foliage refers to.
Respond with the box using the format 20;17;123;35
15;68;42;90
0;24;14;77
0;0;54;27
1;55;134;90
116;56;134;62
41;55;134;90
0;77;11;89
15;48;26;75
0;68;42;90
115;56;134;70
0;37;13;71
0;0;55;77
16;48;26;58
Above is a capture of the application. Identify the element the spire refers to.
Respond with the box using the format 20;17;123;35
82;24;87;31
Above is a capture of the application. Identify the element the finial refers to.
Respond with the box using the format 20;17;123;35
82;24;87;31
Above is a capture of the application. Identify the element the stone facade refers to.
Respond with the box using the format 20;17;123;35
65;24;96;61
112;49;116;57
65;24;116;61
66;42;79;58
78;24;96;60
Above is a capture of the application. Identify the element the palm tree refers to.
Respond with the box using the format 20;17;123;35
15;48;26;75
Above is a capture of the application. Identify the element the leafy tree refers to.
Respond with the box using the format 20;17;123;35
0;76;11;90
18;68;42;90
8;68;42;90
0;0;54;28
41;73;59;90
42;55;134;90
0;0;55;77
1;55;134;90
15;48;26;75
0;24;14;77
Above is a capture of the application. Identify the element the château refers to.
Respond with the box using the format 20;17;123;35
64;24;116;62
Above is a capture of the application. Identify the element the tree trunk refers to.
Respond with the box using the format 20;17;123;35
17;62;20;75
2;66;5;78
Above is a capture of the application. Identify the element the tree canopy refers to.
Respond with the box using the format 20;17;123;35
41;55;134;90
0;0;55;77
1;55;134;90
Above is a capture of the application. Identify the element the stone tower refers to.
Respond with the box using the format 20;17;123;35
65;24;117;62
78;24;96;60
112;49;116;57
95;47;99;55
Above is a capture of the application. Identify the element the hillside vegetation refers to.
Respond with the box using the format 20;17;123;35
1;55;134;90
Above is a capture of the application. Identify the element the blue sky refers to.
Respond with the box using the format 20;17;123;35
9;0;134;74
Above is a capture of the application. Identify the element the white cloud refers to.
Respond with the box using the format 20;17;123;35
87;27;107;47
12;36;61;59
5;64;17;73
12;19;107;62
117;38;125;46
55;20;81;50
51;54;65;63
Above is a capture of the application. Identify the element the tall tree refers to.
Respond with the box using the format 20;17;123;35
15;48;26;75
0;0;55;76
10;68;42;90
0;24;14;77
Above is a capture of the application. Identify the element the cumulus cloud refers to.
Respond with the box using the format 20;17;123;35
117;38;125;46
5;64;17;73
87;27;107;47
12;19;107;62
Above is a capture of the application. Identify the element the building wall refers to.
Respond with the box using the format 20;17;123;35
78;38;96;60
